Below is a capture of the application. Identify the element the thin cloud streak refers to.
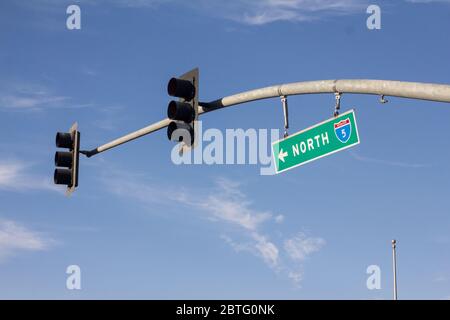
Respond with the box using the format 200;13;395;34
0;160;61;193
102;165;324;285
15;0;448;26
406;0;450;3
19;0;367;25
349;151;431;168
0;219;54;262
0;82;93;112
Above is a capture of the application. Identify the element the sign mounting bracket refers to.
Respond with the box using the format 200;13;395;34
280;95;289;138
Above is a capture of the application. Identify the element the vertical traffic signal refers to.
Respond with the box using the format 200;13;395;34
167;68;199;148
54;122;80;195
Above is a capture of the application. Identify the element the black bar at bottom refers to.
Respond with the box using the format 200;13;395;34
0;300;448;318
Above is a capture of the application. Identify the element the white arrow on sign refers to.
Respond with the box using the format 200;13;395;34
278;149;288;163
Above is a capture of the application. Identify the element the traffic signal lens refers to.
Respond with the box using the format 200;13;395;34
56;132;73;148
167;100;195;122
167;78;195;101
55;151;73;168
167;121;194;145
54;168;72;186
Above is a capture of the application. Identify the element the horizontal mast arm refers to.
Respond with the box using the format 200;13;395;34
200;79;450;112
83;79;450;157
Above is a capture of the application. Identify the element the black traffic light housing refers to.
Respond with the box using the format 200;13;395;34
54;122;80;195
167;68;199;149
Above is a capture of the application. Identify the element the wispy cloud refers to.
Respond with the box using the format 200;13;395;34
111;0;165;8
18;0;367;25
110;0;450;26
432;235;450;244
0;160;60;193
17;0;449;27
275;214;285;223
0;82;92;111
91;105;125;131
236;0;367;25
105;0;449;26
406;0;450;3
102;165;324;285
285;232;326;261
197;178;273;231
433;275;449;283
81;66;99;77
281;232;325;284
0;94;67;109
166;0;369;25
15;0;450;27
186;179;325;285
349;151;430;168
0;219;54;262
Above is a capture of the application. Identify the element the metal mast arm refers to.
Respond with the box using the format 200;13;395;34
83;79;450;157
84;119;171;157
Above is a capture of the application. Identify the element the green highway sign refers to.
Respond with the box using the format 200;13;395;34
272;109;360;174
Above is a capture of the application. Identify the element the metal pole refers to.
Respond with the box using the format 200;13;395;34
201;79;450;111
83;118;171;157
392;239;398;300
83;79;450;157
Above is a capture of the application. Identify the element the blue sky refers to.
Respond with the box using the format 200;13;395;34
0;0;450;299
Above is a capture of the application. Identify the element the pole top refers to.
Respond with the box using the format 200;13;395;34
392;239;397;247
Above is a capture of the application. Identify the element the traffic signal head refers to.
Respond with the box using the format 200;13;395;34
167;100;195;122
167;121;194;144
54;122;80;195
55;132;73;148
167;78;196;101
54;168;72;185
55;151;73;167
167;68;199;149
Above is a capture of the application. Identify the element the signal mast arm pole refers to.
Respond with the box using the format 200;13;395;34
83;118;171;157
83;79;450;157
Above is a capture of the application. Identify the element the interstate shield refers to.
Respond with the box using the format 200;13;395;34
334;118;351;143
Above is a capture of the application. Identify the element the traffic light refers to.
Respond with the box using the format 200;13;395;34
54;122;80;195
167;68;199;148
